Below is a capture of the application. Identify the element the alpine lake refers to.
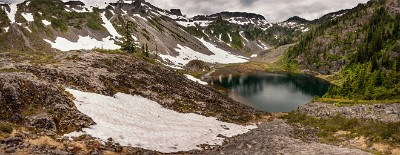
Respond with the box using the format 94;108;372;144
212;72;331;112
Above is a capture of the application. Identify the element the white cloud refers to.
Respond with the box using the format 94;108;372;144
3;0;369;22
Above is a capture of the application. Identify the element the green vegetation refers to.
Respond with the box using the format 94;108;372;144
182;26;208;39
313;98;400;106
29;0;68;31
141;43;149;57
0;9;10;28
0;123;13;134
0;50;56;64
284;112;400;145
324;7;400;100
86;12;105;30
27;0;107;32
286;0;400;100
50;18;68;32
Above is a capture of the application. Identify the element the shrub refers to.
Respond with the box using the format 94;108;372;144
0;123;13;134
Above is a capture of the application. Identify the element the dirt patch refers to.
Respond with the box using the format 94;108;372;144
350;137;368;150
391;148;400;155
334;130;351;137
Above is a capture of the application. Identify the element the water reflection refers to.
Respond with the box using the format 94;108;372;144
214;73;330;112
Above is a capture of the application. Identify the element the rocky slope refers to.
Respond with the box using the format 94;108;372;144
0;0;312;69
0;49;267;154
1;50;266;124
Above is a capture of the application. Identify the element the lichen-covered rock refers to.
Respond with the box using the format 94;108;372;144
28;114;57;132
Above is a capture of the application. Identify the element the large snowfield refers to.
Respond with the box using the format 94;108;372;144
65;89;256;153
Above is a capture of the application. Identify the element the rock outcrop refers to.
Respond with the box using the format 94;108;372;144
205;119;371;155
0;73;94;134
300;102;400;123
170;9;182;16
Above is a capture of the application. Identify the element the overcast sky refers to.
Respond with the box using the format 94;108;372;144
147;0;369;22
4;0;369;22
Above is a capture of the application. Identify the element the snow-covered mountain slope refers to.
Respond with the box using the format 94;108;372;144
0;0;308;68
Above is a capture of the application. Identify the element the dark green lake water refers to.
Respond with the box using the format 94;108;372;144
213;72;331;112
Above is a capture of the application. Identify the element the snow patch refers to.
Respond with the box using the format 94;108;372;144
64;89;256;153
100;12;121;38
159;38;247;68
251;54;258;58
4;27;9;32
257;41;269;50
62;0;108;9
25;26;31;33
228;17;252;25
21;13;34;22
5;3;18;23
70;6;92;13
132;14;147;21
240;31;248;42
44;36;120;51
228;33;232;42
42;20;51;26
176;20;212;27
184;74;207;85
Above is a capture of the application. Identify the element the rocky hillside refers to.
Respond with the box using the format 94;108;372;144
0;48;267;153
181;11;309;55
285;0;400;100
0;0;311;69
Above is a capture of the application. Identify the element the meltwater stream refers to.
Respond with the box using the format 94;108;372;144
213;72;331;112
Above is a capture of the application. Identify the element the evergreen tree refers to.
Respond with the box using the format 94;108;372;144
141;44;145;55
120;21;136;53
145;43;149;57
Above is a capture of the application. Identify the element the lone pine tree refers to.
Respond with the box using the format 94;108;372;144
120;21;136;53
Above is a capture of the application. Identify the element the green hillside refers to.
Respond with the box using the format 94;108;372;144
286;0;400;100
